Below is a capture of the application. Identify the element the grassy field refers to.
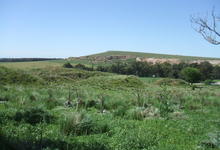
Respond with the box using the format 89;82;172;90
0;61;62;70
0;61;220;150
0;58;127;70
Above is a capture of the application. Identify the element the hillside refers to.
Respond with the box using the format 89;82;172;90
68;50;220;65
87;51;220;60
1;51;220;150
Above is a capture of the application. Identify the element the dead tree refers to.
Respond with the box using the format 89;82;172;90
191;8;220;45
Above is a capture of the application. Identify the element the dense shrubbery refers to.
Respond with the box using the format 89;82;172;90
94;61;220;81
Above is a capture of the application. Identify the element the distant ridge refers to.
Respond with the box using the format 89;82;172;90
0;58;63;62
87;50;220;60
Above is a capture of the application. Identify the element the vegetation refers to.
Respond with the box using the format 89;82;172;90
180;67;201;83
0;58;62;62
63;62;73;68
0;57;220;150
89;50;220;60
94;61;220;82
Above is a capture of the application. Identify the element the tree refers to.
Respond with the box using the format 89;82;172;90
191;8;220;45
212;65;220;79
198;61;213;80
180;67;201;83
110;61;126;74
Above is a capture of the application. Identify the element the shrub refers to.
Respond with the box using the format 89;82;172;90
14;108;53;125
60;112;109;136
63;62;73;68
158;86;174;118
180;67;201;83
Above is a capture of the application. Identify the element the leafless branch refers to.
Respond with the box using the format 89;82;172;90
191;8;220;45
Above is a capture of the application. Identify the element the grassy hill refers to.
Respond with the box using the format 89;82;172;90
88;50;220;60
1;50;220;70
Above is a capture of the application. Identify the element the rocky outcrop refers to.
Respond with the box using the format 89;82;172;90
136;57;220;65
136;57;181;64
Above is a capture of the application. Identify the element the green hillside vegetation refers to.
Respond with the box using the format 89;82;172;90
0;54;220;150
89;50;220;60
0;66;42;85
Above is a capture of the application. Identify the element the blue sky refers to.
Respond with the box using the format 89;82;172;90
0;0;220;58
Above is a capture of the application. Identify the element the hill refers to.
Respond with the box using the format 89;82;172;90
68;50;220;65
87;50;220;60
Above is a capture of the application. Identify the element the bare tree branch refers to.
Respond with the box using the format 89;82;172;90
191;8;220;45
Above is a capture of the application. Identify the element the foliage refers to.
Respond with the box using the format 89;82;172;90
0;62;220;150
180;67;201;83
60;112;109;136
14;107;54;125
0;66;42;85
63;62;73;68
96;61;220;81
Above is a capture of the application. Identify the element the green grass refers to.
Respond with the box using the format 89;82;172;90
0;61;62;70
0;64;220;150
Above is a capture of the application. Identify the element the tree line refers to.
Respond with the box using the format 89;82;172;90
0;58;62;62
64;61;220;81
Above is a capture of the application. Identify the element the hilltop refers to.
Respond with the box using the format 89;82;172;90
68;50;220;65
88;50;220;60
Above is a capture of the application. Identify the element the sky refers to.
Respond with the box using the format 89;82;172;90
0;0;220;58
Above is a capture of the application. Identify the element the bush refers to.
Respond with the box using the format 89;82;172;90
63;62;73;68
60;112;109;136
14;108;53;125
157;86;174;118
180;67;201;83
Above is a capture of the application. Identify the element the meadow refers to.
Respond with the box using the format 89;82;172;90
0;60;220;150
